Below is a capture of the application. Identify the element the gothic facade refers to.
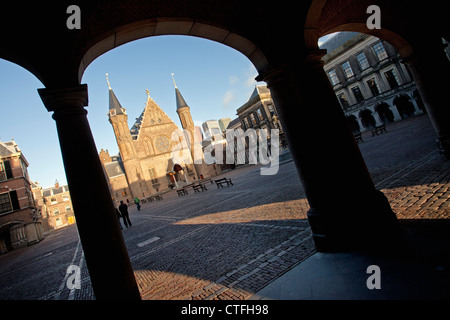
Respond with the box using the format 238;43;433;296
100;79;220;205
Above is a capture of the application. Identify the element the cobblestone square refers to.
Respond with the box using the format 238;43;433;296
1;115;449;300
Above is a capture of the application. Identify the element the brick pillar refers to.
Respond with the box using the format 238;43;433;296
38;85;141;300
402;39;450;159
257;51;401;252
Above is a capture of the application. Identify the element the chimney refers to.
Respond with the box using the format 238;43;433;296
55;180;59;189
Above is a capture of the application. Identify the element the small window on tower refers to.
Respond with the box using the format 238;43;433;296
110;109;116;117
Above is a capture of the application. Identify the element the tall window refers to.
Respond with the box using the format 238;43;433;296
148;167;158;184
267;104;275;116
384;69;400;89
256;108;264;121
351;86;365;103
0;160;13;182
373;42;388;61
356;52;370;70
328;69;339;85
367;78;381;96
20;159;29;181
337;93;349;108
0;193;12;214
249;113;256;126
242;117;250;129
341;61;354;79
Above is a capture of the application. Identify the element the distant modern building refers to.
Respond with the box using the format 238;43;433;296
0;139;43;253
320;32;425;133
218;118;231;134
236;84;283;134
222;85;287;168
202;120;221;139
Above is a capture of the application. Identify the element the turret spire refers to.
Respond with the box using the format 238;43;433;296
171;73;177;88
172;73;189;110
106;73;125;115
106;73;111;90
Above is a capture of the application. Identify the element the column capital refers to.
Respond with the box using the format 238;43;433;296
38;84;88;113
305;48;328;66
255;49;327;84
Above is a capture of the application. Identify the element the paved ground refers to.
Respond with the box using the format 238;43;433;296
1;115;449;300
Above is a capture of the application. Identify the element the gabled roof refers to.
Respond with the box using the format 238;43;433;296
0;140;15;157
104;161;126;178
0;140;28;166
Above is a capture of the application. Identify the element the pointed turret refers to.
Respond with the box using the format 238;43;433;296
175;88;189;110
172;73;189;110
106;73;126;117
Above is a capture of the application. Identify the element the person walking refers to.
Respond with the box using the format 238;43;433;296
119;200;132;228
134;197;141;211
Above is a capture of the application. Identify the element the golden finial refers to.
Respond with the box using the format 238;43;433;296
171;73;177;88
106;73;111;90
145;88;150;99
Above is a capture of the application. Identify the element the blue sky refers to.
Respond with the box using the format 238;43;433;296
0;35;263;188
1;34;335;188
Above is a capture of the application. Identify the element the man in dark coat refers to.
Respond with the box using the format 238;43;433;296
118;200;132;228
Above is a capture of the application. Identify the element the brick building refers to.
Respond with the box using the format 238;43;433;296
38;181;75;230
0;139;43;253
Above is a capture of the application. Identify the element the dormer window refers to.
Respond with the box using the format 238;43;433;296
110;109;116;117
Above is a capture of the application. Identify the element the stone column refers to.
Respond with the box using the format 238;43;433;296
389;104;403;122
402;39;450;159
257;51;400;252
38;85;141;300
370;107;384;126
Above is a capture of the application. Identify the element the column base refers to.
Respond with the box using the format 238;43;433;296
307;190;403;252
437;137;450;160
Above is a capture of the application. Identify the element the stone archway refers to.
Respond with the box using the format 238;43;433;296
393;95;415;119
78;19;270;83
346;115;360;134
2;0;448;299
359;109;376;129
375;102;395;124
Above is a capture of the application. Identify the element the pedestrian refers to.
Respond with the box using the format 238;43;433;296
115;207;123;229
134;197;141;211
119;200;132;228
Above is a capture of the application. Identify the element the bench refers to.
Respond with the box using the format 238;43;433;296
354;132;364;144
177;189;188;196
193;184;207;193
200;178;214;185
148;194;163;201
214;177;233;188
371;124;387;137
